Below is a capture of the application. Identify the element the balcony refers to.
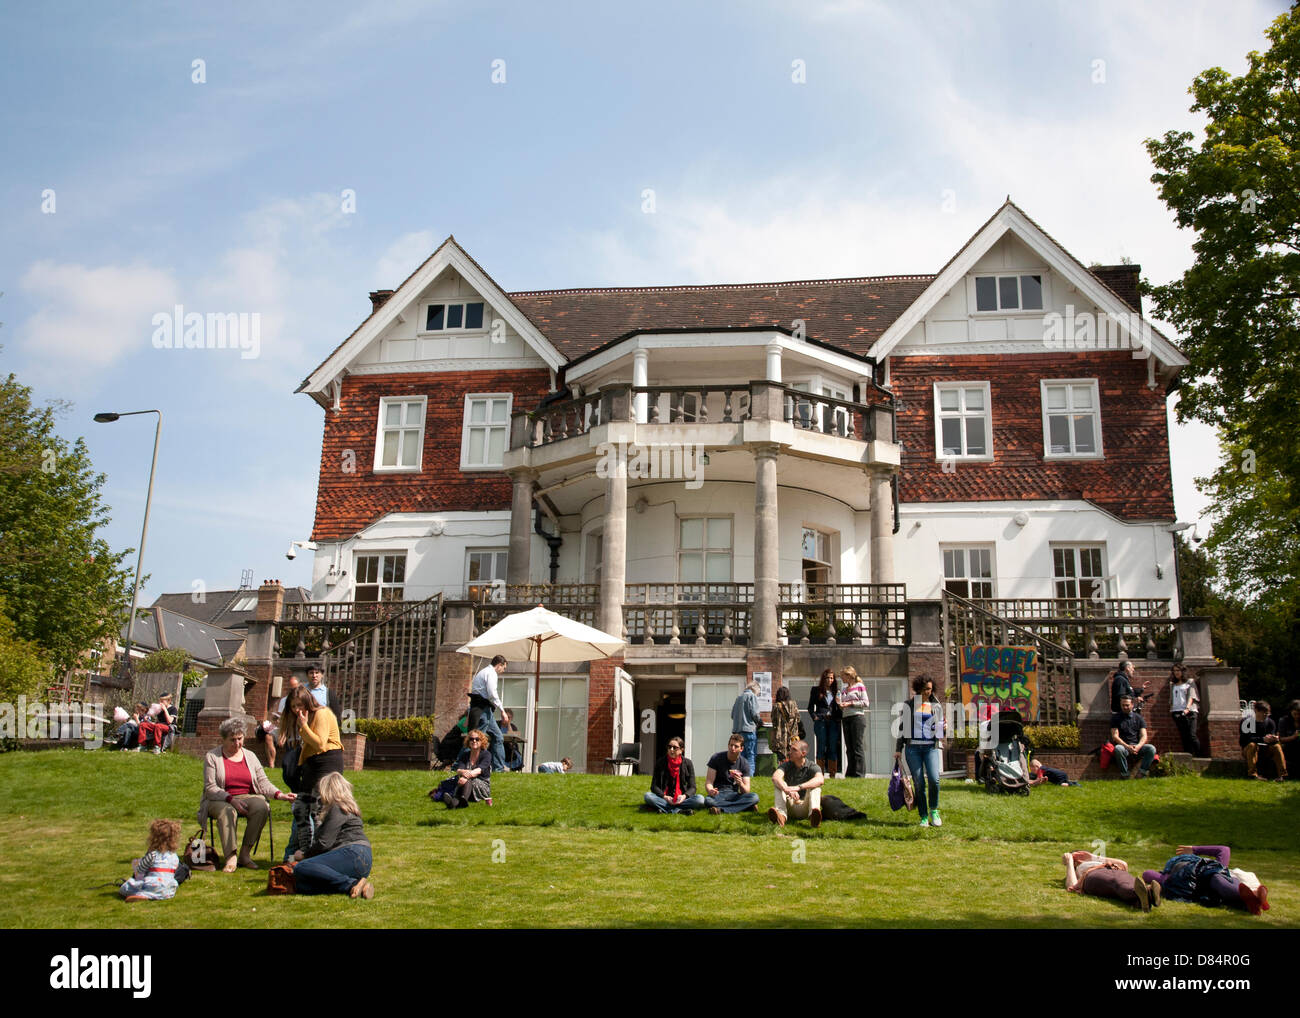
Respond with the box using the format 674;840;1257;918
969;597;1176;659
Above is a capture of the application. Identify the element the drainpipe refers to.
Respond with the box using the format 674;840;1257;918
534;506;563;583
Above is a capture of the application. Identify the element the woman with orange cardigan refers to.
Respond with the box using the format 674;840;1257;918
281;686;344;803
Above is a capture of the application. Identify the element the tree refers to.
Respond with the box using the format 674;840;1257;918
0;599;53;703
0;372;135;674
1145;6;1300;615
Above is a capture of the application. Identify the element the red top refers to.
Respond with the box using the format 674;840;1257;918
224;755;253;799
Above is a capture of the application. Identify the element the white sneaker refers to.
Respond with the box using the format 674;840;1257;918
919;816;930;828
152;747;161;755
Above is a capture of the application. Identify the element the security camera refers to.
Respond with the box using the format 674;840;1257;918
286;540;317;561
285;544;297;561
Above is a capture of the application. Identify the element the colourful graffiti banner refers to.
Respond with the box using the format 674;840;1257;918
959;645;1039;722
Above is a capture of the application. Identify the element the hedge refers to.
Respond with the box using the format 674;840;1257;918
355;716;437;742
951;724;1080;752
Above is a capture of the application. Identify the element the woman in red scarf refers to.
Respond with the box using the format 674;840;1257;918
643;736;706;814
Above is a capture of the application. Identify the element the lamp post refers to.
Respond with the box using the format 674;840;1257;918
94;410;161;682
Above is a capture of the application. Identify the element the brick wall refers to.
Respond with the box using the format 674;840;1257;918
311;368;552;541
585;656;622;774
435;648;474;732
890;351;1174;520
1080;663;1214;757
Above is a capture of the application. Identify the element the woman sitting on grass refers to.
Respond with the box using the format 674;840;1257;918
1063;849;1160;911
120;819;183;901
643;736;705;814
1141;846;1269;916
291;772;374;899
429;728;493;808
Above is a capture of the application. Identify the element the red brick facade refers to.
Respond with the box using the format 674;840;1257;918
585;655;623;774
311;369;552;541
889;351;1175;521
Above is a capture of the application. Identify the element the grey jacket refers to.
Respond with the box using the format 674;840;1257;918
198;749;284;826
307;804;370;856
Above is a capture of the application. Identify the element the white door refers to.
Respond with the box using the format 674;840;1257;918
614;668;636;757
685;677;741;763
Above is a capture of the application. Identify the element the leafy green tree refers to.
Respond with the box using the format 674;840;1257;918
0;372;135;674
0;599;53;703
1146;6;1300;624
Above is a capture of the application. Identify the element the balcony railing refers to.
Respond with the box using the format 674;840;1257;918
518;391;604;449
970;597;1175;659
635;386;751;425
780;386;876;441
777;582;907;645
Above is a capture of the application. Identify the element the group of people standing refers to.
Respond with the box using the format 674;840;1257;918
760;668;873;778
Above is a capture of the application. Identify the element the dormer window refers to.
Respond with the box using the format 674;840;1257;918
424;301;486;332
974;274;1043;312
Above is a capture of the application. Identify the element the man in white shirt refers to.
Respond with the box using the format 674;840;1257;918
469;655;508;771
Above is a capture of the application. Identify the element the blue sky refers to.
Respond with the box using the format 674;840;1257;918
0;0;1288;602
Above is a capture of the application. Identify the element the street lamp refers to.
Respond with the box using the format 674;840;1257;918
94;410;161;682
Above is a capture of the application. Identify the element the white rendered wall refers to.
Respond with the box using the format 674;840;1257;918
896;500;1180;611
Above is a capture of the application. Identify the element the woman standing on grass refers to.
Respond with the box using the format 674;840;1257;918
894;674;944;828
771;685;801;763
837;666;870;777
429;728;493;808
281;686;344;804
292;772;374;899
808;670;842;778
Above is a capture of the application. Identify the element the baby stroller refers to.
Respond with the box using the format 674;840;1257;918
980;710;1032;795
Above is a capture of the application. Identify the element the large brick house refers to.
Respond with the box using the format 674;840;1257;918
295;200;1222;774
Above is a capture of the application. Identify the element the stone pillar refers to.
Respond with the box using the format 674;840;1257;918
1197;664;1242;759
765;342;783;383
195;666;251;746
507;469;537;585
905;600;946;688
632;348;649;423
869;471;895;583
585;655;623;774
242;580;282;723
599;454;628;638
753;443;780;646
435;604;477;731
1076;661;1114;755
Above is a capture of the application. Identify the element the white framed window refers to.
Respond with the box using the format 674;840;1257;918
354;552;407;603
942;546;995;599
502;674;588;772
373;396;426;472
678;516;732;583
1041;379;1102;459
461;394;512;470
934;382;992;459
801;526;836;586
422;300;486;333
466;549;509;599
973;273;1044;312
1052;545;1110;600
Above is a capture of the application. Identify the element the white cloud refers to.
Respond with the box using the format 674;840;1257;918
16;261;179;382
372;231;437;290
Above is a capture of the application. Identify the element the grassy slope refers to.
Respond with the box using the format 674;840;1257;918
1;750;1296;929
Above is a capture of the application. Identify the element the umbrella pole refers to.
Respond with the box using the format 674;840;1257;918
530;637;541;773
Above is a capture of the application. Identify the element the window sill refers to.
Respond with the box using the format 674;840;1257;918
418;329;490;339
1043;453;1104;462
460;463;506;472
936;454;995;463
372;465;423;474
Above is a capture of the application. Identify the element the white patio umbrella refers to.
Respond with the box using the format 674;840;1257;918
457;604;625;771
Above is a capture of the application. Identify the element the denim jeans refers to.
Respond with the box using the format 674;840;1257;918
293;843;372;895
644;792;706;813
284;796;317;862
470;706;507;772
1113;743;1156;776
904;744;942;815
704;788;760;813
741;731;757;776
814;718;841;766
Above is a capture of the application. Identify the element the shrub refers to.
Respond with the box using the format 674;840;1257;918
137;648;192;674
355;716;437;742
0;604;54;704
1023;725;1080;750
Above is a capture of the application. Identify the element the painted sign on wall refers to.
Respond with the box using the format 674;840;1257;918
959;645;1039;722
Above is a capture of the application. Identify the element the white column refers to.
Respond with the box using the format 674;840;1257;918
753;444;781;646
869;470;895;583
765;341;783;383
507;469;537;585
599;455;628;638
633;348;649;423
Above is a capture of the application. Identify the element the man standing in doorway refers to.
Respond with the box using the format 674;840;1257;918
731;679;760;775
469;655;508;772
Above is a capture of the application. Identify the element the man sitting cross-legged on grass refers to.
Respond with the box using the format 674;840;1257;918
1110;695;1156;779
643;736;705;814
768;738;824;828
704;733;760;814
1063;849;1160;912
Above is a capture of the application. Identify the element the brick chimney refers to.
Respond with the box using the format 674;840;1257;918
255;580;285;622
369;289;395;313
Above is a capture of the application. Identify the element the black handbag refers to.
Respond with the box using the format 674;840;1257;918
280;744;302;791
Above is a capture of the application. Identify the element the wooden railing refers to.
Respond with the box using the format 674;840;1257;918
777;582;907;645
970;597;1175;659
943;591;1076;725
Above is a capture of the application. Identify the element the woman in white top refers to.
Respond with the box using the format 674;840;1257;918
836;666;870;777
1168;664;1201;756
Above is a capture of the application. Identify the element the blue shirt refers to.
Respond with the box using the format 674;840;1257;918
309;685;328;707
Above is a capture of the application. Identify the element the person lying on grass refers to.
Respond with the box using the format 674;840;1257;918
429;728;493;808
644;736;705;814
1141;846;1269;916
1063;849;1159;912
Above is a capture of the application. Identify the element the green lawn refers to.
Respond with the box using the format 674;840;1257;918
2;750;1296;928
